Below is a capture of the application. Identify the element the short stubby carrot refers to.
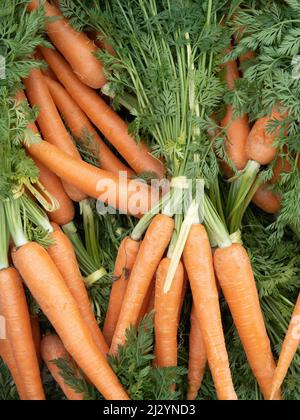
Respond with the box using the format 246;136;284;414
103;237;140;346
183;224;237;401
41;334;84;400
213;243;281;400
187;304;207;400
110;214;174;355
252;183;281;214
48;224;109;355
154;258;184;368
39;46;165;179
271;294;300;399
28;0;106;89
0;268;45;400
12;241;129;400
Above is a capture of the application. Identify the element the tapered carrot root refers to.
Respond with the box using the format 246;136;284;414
252;183;281;214
27;140;153;218
41;334;84;400
48;223;109;354
28;0;106;89
39;46;165;178
110;214;174;355
44;76;133;176
187;304;207;400
12;242;129;400
103;237;140;346
23;70;86;202
271;294;300;399
183;225;237;401
154;259;184;368
0;268;45;400
213;243;281;400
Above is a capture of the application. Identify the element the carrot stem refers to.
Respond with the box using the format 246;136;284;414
20;194;53;233
0;203;9;270
3;199;28;248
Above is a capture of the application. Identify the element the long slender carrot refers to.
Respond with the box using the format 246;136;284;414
183;224;237;400
44;76;133;176
213;243;281;400
41;334;84;400
28;0;106;89
0;267;45;400
26;140;153;218
48;223;109;355
187;304;207;400
12;241;129;400
103;237;140;346
270;294;300;399
35;49;58;81
110;214;174;355
39;46;165;179
252;182;281;214
154;259;184;368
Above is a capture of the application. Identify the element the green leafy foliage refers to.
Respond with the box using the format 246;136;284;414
0;359;19;401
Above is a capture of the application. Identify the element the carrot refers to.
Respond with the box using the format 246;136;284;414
154;258;184;368
26;140;153;218
88;31;116;56
12;241;129;399
28;0;106;89
246;107;287;165
48;223;109;355
183;224;237;400
187;304;207;400
110;214;174;355
0;336;28;400
221;58;249;170
252;182;281;214
34;158;75;226
30;316;41;366
213;243;281;400
35;50;58;81
44;76;133;176
39;46;165;178
23;70;87;202
103;237;140;346
0;267;45;400
41;334;84;400
270;294;300;399
138;276;155;324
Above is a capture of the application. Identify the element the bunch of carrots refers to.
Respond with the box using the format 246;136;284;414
0;0;299;401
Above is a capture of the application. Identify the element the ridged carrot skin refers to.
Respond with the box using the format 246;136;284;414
12;242;129;400
154;259;184;368
187;304;207;400
41;334;84;400
271;294;300;399
103;237;140;346
0;268;45;400
110;215;174;355
214;243;281;400
28;0;106;89
39;46;165;179
183;224;237;401
48;224;109;355
252;183;281;214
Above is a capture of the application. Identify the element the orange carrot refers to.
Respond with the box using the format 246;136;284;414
0;268;45;400
138;276;155;324
110;214;174;355
12;241;129;399
213;243;281;400
270;294;300;399
28;0;106;89
30;316;41;366
41;334;84;400
48;223;109;355
88;31;115;56
187;304;207;400
183;224;237;400
23;71;87;202
44;76;133;176
26;140;153;218
35;50;58;81
252;182;281;214
103;237;140;346
39;46;165;178
154;259;184;368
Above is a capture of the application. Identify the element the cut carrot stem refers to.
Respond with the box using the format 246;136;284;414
39;46;165;178
28;0;106;89
41;334;85;400
103;237;140;346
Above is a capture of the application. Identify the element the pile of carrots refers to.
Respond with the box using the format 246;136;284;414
0;0;299;401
